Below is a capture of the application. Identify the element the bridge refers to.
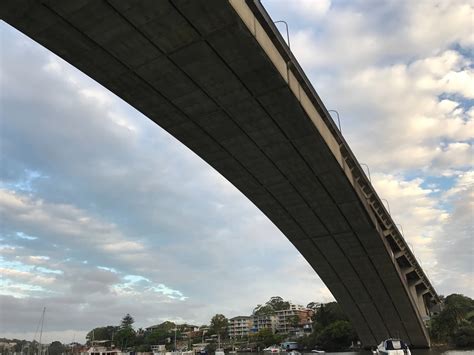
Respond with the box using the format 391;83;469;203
1;0;441;347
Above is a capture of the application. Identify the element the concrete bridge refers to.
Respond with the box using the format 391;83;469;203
1;0;440;347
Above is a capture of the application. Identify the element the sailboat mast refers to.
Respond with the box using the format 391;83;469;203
38;307;46;355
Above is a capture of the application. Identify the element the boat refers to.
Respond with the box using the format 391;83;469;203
375;339;411;355
87;340;121;355
33;307;46;355
263;345;281;353
311;350;325;354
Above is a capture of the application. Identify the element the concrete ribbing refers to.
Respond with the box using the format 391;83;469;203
1;0;435;347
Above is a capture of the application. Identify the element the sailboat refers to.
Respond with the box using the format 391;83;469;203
32;307;46;355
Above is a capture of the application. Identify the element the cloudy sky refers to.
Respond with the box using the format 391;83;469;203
1;0;473;344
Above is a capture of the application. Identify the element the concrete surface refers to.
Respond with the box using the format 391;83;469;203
1;0;440;347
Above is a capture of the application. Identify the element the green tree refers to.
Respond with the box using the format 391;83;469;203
267;296;290;311
86;326;119;344
454;324;474;347
115;327;136;350
297;323;323;351
254;328;283;347
253;305;275;316
145;329;169;345
157;321;177;333
48;341;66;355
289;315;300;328
253;297;291;316
316;320;356;351
210;314;229;338
313;302;348;327
429;293;474;345
121;314;135;329
306;302;320;311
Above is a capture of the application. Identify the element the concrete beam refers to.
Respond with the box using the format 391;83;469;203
0;0;436;347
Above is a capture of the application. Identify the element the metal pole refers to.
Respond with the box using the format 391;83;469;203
39;307;46;355
273;21;290;49
396;224;405;237
360;163;371;182
327;110;342;132
381;198;391;214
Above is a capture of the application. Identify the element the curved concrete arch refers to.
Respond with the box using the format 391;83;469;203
1;0;440;347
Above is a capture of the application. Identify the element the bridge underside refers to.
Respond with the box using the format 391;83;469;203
1;0;436;347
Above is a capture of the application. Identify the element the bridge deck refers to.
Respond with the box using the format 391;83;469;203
1;0;439;347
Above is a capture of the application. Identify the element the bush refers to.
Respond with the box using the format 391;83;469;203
453;325;474;347
316;320;356;351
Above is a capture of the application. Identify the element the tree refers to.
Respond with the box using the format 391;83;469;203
48;341;66;355
454;324;474;347
289;315;300;328
429;293;474;345
306;302;321;311
115;327;136;350
121;314;135;329
267;296;290;311
253;296;291;316
86;326;119;344
253;305;275;316
145;329;169;346
157;321;177;332
254;328;283;347
210;314;229;338
313;302;348;327
316;320;356;351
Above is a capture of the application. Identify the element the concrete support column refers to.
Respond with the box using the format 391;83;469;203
407;282;430;319
415;290;429;319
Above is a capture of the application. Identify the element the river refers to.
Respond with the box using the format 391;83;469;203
316;351;474;355
303;351;474;355
238;351;474;355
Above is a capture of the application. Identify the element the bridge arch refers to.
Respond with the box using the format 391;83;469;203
1;0;440;347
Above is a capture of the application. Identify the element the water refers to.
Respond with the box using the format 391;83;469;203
237;351;474;355
302;352;474;355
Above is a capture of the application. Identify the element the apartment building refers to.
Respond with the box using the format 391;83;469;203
275;308;314;334
252;314;278;333
228;316;252;339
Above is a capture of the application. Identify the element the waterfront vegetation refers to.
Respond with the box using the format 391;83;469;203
2;294;473;354
429;294;474;347
82;298;358;352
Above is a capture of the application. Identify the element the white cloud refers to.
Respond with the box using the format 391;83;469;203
1;0;473;343
444;170;474;198
370;171;474;296
0;188;146;259
289;0;331;19
309;49;473;173
371;174;447;270
0;268;56;286
434;172;474;296
264;0;331;21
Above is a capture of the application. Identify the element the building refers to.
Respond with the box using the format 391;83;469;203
289;303;304;311
252;314;278;333
275;307;314;334
228;316;252;339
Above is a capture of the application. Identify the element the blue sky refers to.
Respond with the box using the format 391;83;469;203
1;0;473;343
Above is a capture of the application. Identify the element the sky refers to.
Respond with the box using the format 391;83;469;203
1;0;473;344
